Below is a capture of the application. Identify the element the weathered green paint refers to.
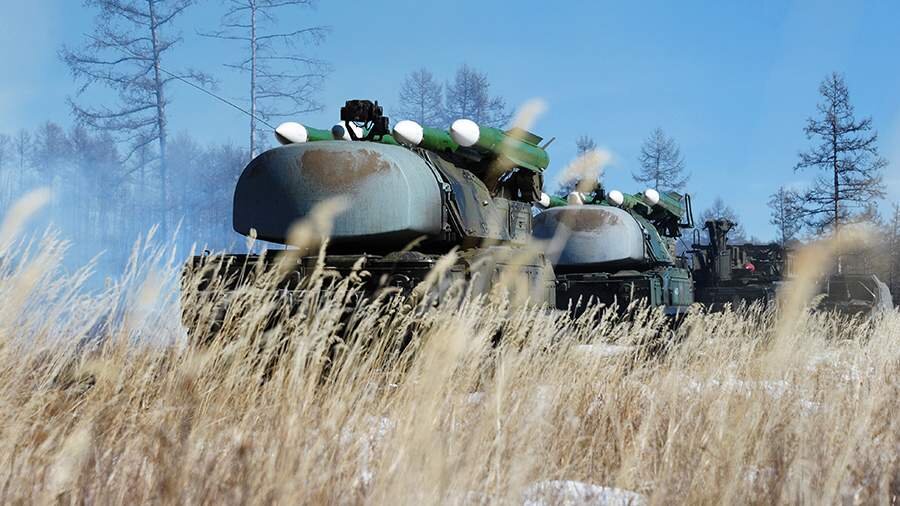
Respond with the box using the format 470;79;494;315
472;126;550;173
377;134;400;145
632;214;674;264
291;121;549;175
551;189;687;228
548;195;568;207
611;192;653;214
306;126;334;142
420;126;459;152
653;191;685;219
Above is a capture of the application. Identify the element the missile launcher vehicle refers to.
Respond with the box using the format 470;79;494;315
533;187;696;318
182;100;556;338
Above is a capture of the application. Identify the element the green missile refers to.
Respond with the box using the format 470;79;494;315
536;192;569;208
276;121;401;145
606;190;651;213
641;189;685;218
392;120;459;152
449;119;550;173
607;188;686;222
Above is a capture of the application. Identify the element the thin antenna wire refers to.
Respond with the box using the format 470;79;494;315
89;34;276;130
157;66;275;130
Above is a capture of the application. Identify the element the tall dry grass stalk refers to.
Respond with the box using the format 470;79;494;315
0;194;898;505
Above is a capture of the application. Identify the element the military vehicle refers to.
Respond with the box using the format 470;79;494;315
689;219;784;310
532;187;696;318
182;100;556;337
814;273;893;314
690;219;895;314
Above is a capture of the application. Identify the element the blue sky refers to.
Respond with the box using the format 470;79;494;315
1;0;899;240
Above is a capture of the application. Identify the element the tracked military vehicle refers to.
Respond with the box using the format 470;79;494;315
690;219;894;314
183;100;556;337
690;219;784;310
533;187;696;318
814;273;893;314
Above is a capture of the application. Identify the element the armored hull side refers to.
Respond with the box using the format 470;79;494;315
233;141;444;250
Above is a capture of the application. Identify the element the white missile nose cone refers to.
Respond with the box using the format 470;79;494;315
643;188;660;205
450;118;480;147
567;191;585;205
608;190;625;206
392;120;424;146
538;192;551;208
274;122;308;144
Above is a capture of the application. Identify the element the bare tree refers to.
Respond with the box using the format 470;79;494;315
576;135;598;157
0;134;8;169
767;186;802;247
634;128;688;191
0;134;8;170
397;68;444;126
555;135;599;197
444;65;510;128
699;196;746;243
888;203;900;301
69;125;123;248
60;0;208;236
794;72;887;233
8;130;32;205
0;134;10;208
31;122;72;187
203;0;329;156
14;130;31;170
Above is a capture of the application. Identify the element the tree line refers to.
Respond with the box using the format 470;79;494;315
0;0;327;276
0;124;246;273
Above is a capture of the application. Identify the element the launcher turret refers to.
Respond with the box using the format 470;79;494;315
546;187;694;238
274;100;551;196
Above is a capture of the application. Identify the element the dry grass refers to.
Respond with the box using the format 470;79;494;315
0;194;898;505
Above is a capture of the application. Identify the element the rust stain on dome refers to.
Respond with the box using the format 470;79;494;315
555;208;622;232
300;148;392;188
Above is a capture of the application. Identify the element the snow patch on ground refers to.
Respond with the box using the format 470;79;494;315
340;415;395;490
575;344;636;359
523;480;647;506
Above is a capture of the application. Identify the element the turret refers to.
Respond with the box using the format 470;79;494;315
235;99;551;252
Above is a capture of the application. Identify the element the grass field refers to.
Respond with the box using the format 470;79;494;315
0;194;898;505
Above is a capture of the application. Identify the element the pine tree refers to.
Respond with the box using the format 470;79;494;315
397;68;444;126
767;186;802;247
699;197;746;243
794;72;887;232
444;65;510;127
633;128;688;191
